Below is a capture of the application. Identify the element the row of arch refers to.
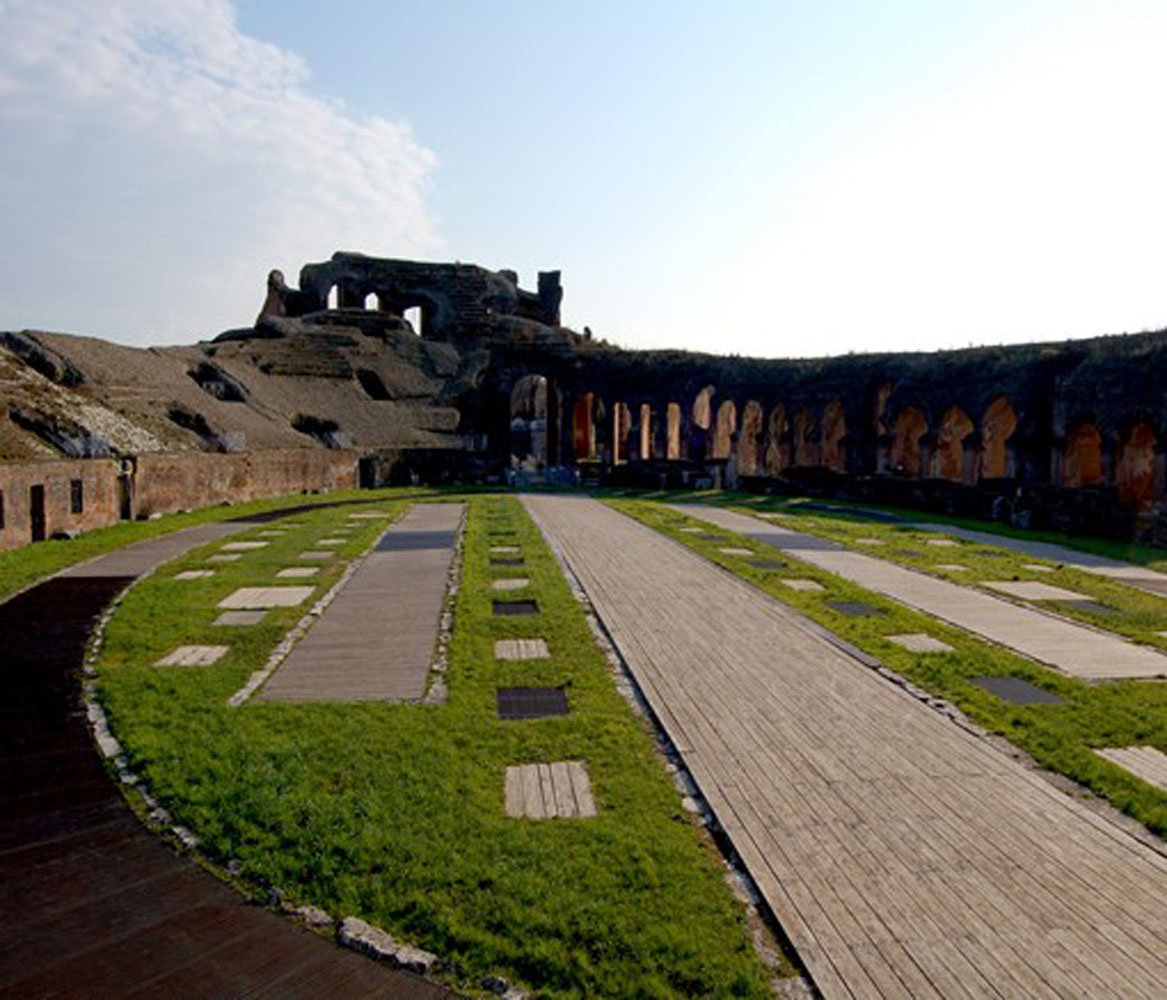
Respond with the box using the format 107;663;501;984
508;376;1162;509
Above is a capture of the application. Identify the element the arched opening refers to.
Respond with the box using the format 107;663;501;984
326;284;339;310
934;406;973;482
363;292;378;311
821;402;846;473
737;401;764;475
666;403;681;460
713;400;736;459
612;402;632;464
510;374;549;470
692;386;713;430
1116;422;1156;510
891;406;928;476
793;407;816;467
980;396;1017;479
765;405;788;476
640;404;652;460
1062;423;1102;487
403;305;422;335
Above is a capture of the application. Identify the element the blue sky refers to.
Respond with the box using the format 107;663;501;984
3;1;1166;357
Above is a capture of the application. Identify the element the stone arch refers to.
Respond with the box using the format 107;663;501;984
891;406;928;476
713;400;736;459
1116;422;1156;509
821;402;846;473
326;284;339;309
1062;422;1102;487
793;407;816;467
666;403;682;460
765;405;788;476
363;292;378;311
737;401;764;475
934;406;973;482
510;374;548;469
980;396;1017;479
572;393;596;460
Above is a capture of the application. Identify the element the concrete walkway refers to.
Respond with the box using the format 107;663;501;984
1;510;453;997
677;505;1167;681
525;494;1167;999
912;522;1167;596
259;503;463;702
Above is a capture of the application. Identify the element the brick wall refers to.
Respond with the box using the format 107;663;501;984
0;458;121;550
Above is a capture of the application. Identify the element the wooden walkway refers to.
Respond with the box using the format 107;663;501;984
676;505;1167;681
259;503;464;702
525;494;1167;999
0;514;455;998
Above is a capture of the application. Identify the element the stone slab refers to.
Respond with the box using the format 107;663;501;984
174;569;215;580
853;537;885;546
719;547;754;556
277;567;320;578
316;538;344;546
827;601;885;617
258;530;287;537
377;530;456;552
1094;746;1167;792
925;538;959;547
221;541;269;551
886;633;955;653
490;545;520;554
214;610;267;626
155;645;229;667
777;578;824;591
969;675;1064;705
496;687;569;720
1022;563;1055;573
1055;599;1120;616
980;581;1086;602
495;638;550;660
504;761;596;818
218;586;314;609
491;578;530;591
490;557;525;567
936;563;969;572
298;550;334;560
493;600;538;616
207;554;241;563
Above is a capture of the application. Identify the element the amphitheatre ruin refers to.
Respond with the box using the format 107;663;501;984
2;253;1167;998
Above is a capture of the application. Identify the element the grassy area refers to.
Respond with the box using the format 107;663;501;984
96;494;775;998
0;486;435;604
608;498;1167;838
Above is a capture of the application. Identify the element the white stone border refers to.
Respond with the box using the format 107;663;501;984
226;512;404;707
421;504;468;706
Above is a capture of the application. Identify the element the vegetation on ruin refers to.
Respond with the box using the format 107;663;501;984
609;497;1167;838
93;493;776;999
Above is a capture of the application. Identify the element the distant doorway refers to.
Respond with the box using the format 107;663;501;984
29;484;45;542
117;474;133;520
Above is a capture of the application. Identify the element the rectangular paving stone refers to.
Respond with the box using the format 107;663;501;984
277;567;320;578
936;563;969;572
493;600;539;616
1055;599;1120;616
1094;746;1167;792
347;511;389;518
969;676;1063;706
221;541;269;551
494;638;550;660
316;538;344;546
679;526;704;533
854;537;885;546
1023;563;1055;573
218;586;314;609
376;530;455;552
886;633;955;653
777;578;825;591
749;559;787;569
719;547;754;556
492;578;530;591
981;580;1086;601
174;569;215;580
155;645;229;667
827;601;886;617
491;557;525;567
207;554;242;563
496;687;569;720
298;550;334;560
490;545;520;554
258;530;287;537
214;610;267;626
504;761;595;818
925;538;959;547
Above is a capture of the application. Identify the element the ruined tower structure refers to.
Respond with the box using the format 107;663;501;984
3;251;1167;549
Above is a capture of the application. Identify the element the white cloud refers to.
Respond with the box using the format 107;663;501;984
0;0;439;344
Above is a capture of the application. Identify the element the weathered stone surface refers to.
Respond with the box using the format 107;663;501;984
336;917;438;975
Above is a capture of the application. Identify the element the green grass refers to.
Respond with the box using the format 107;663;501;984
95;495;775;998
608;498;1167;838
0;486;439;604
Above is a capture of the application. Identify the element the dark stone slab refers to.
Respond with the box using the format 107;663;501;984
795;503;905;523
695;534;723;541
969;676;1064;706
493;600;539;616
376;530;456;552
747;531;846;552
827;601;887;617
497;686;569;720
488;530;517;537
892;549;919;557
1055;599;1120;616
491;557;525;567
750;559;787;570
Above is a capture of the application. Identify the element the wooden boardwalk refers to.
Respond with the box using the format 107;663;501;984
0;513;455;998
525;494;1167;999
259;503;464;702
677;504;1167;681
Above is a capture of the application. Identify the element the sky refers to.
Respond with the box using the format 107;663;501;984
2;1;1166;359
